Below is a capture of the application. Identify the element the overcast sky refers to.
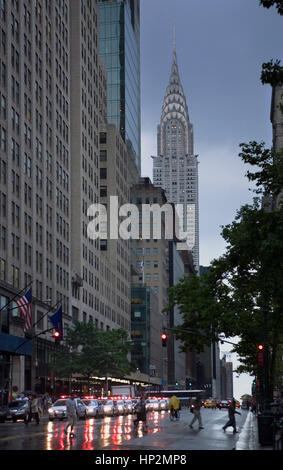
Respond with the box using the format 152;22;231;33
139;0;283;399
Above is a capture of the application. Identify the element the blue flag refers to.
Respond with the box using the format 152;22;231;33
50;306;63;338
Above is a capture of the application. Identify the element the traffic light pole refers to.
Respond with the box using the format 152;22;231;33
163;326;238;347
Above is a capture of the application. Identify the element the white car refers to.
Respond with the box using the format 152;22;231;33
48;398;87;421
159;399;169;411
124;400;134;414
82;399;102;418
146;399;160;412
115;400;127;415
102;399;115;416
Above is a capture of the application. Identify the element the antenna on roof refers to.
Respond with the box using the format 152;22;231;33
173;25;176;52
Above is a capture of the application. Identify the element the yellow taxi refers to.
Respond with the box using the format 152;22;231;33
203;399;217;408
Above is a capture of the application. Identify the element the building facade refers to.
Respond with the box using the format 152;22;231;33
98;123;132;332
99;0;141;174
152;48;199;272
131;284;162;386
167;241;187;389
0;0;73;397
70;0;108;331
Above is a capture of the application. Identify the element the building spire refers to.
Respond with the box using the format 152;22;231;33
173;25;176;53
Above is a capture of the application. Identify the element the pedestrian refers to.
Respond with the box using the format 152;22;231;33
169;395;180;420
251;399;257;414
64;393;79;438
223;398;241;433
31;394;41;424
189;396;204;430
134;395;148;433
24;395;32;425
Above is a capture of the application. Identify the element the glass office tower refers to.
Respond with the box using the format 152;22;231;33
99;0;141;174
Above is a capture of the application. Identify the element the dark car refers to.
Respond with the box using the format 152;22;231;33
3;399;29;422
218;400;230;409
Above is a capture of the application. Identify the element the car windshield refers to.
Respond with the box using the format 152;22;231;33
106;400;113;405
53;400;66;406
9;401;26;408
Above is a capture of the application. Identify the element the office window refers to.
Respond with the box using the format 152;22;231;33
100;149;107;161
99;132;106;144
100;167;107;179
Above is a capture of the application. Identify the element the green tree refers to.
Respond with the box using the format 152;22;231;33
52;322;135;391
259;0;283;15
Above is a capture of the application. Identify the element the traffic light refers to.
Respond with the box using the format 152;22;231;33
257;344;264;366
186;378;192;389
53;329;61;344
161;332;168;347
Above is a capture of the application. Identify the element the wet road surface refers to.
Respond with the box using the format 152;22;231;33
0;408;248;451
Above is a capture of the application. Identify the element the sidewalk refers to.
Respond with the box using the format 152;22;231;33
235;411;272;450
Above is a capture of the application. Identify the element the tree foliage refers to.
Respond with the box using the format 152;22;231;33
52;322;135;385
261;59;283;87
259;0;283;15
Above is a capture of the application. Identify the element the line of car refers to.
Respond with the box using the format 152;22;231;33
202;399;241;409
0;396;170;423
49;396;170;421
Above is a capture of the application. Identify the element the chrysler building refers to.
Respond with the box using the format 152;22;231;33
152;47;199;272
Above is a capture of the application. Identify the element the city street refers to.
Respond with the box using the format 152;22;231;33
0;408;249;451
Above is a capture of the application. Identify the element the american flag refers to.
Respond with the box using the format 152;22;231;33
16;288;32;332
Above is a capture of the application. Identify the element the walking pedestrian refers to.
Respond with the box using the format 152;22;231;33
223;398;241;433
25;394;41;425
134;396;148;433
64;393;79;438
24;395;32;425
189;396;204;430
251;399;257;414
169;395;180;420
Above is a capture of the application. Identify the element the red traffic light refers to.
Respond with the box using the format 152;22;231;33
161;332;168;347
53;329;61;342
258;344;264;350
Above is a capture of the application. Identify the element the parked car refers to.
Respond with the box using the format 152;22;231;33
218;400;230;409
48;398;87;421
82;399;102;418
1;398;29;422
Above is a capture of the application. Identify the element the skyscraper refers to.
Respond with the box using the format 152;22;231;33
152;47;199;272
98;0;141;175
0;0;72;393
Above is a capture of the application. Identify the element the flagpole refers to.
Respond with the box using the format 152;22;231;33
31;300;61;330
14;327;57;354
0;280;33;313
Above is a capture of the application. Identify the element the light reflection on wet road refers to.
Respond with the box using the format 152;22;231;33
0;411;165;451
